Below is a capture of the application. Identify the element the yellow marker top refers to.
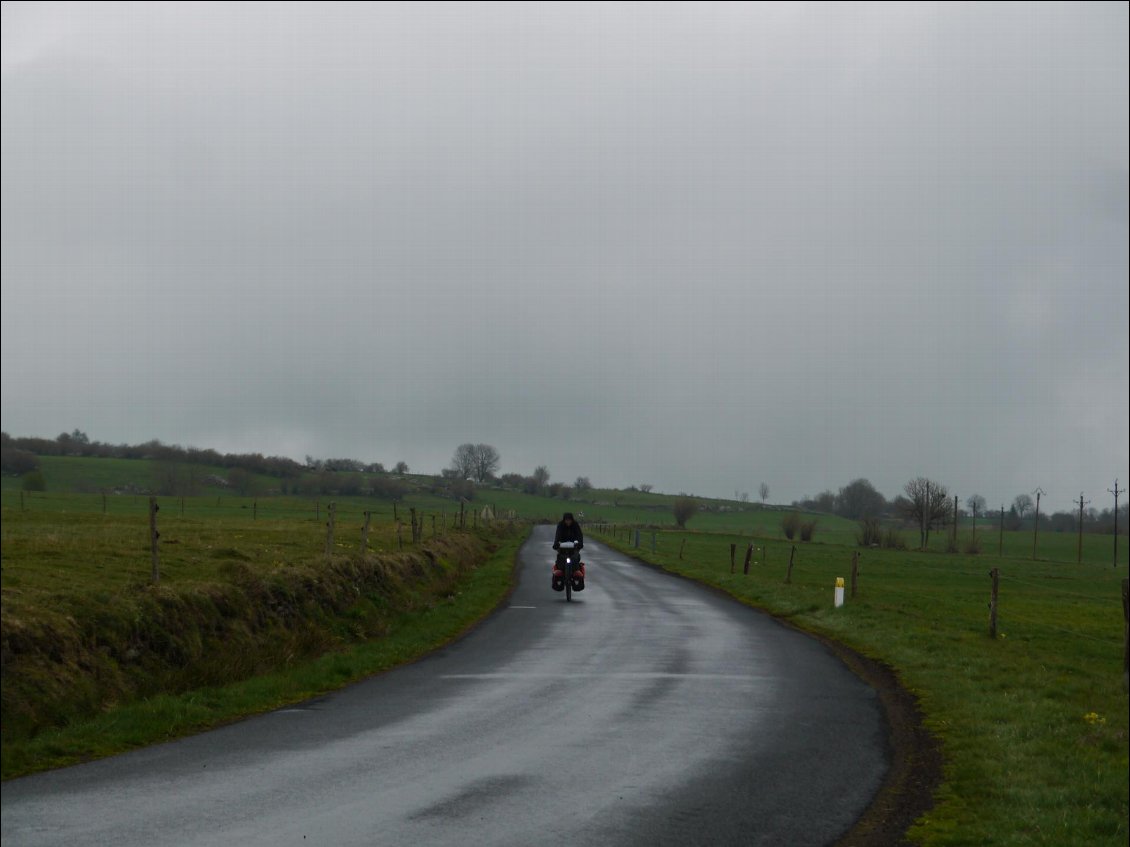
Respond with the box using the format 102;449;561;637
835;577;845;588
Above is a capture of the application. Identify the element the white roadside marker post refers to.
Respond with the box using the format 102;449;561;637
834;577;845;608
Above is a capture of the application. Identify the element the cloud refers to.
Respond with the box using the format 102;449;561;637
2;2;1127;510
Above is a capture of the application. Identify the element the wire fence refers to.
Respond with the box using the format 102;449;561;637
589;524;1129;675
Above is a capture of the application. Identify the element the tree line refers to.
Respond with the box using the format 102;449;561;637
2;430;308;480
793;477;1128;539
1;433;597;504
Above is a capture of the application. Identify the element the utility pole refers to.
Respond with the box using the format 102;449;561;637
1077;493;1090;565
1109;480;1123;568
1032;487;1045;560
149;497;160;584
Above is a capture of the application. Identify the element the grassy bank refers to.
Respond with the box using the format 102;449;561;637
594;528;1129;846
1;500;527;779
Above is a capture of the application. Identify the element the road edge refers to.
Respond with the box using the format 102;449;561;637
592;538;941;847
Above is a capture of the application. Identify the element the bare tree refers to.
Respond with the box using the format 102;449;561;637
1013;494;1034;520
759;482;769;503
451;444;476;479
902;477;950;548
966;493;986;541
394;461;409;474
470;444;500;482
532;465;551;491
574;476;592;492
639;484;653;493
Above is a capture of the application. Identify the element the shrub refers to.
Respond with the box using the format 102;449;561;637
1;447;39;476
882;529;907;550
673;497;699;528
21;470;46;491
799;520;818;542
963;536;983;555
370;477;408;500
781;512;801;540
447;479;475;501
857;517;883;547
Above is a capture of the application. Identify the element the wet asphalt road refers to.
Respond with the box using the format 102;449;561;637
2;527;888;846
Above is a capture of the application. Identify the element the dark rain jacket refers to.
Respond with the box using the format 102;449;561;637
553;518;584;550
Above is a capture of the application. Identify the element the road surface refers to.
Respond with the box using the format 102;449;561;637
2;527;888;846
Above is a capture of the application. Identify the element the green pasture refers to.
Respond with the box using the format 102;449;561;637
593;527;1129;846
6;456;1122;565
1;485;526;777
4;455;1127;841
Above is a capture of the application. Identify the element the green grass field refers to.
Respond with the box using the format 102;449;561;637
593;527;1129;846
1;484;527;778
3;457;1127;843
7;456;1122;564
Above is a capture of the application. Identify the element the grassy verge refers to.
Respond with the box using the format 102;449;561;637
594;528;1128;847
1;522;527;780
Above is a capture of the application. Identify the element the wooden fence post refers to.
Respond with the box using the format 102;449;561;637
180;496;185;517
102;492;107;514
460;500;465;529
325;501;336;555
679;538;686;560
651;532;656;552
851;551;859;598
786;545;796;584
148;497;160;584
989;568;1000;638
410;507;418;543
1122;578;1128;691
729;543;736;574
361;510;372;553
432;514;437;538
743;544;753;575
253;499;257;521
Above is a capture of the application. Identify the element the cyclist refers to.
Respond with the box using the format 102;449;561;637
551;512;585;591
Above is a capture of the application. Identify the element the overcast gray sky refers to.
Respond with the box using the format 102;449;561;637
2;1;1127;511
